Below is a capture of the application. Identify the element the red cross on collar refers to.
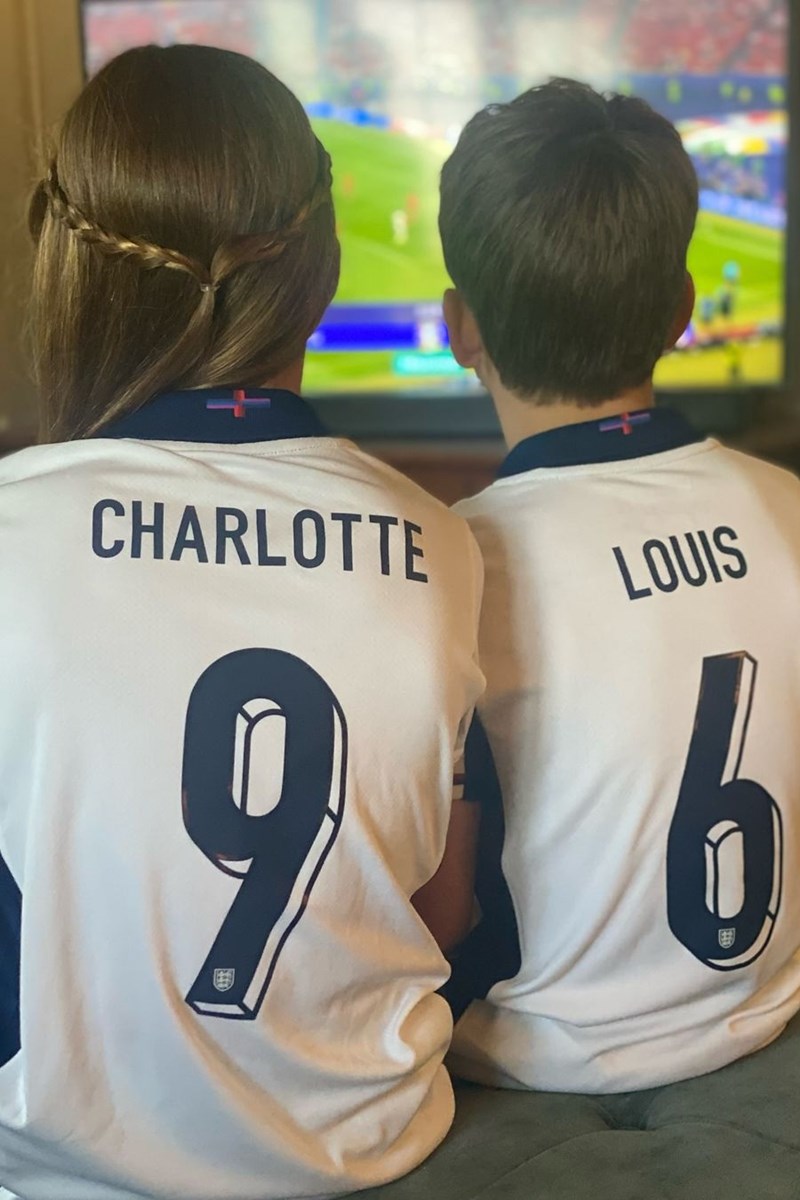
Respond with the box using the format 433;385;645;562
206;390;272;418
599;411;651;436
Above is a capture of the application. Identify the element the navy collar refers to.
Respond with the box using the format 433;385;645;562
95;388;328;444
497;407;704;479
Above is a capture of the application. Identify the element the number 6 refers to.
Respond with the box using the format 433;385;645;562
667;652;782;970
182;649;347;1017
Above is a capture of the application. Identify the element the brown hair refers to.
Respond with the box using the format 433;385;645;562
439;78;698;405
29;44;339;441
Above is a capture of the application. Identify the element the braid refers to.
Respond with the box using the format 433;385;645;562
40;140;333;294
209;140;334;283
279;141;333;244
43;165;213;288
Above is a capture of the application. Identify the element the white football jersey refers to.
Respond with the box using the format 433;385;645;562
449;408;800;1095
0;388;483;1200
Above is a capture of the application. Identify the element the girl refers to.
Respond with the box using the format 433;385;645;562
0;45;481;1200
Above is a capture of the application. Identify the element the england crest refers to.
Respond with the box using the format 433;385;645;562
718;928;736;951
213;968;236;993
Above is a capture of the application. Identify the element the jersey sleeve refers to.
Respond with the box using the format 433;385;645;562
453;523;486;805
452;756;466;803
463;714;502;807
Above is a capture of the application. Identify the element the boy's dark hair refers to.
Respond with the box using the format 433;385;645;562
439;79;699;404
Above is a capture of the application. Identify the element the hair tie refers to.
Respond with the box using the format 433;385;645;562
199;281;219;294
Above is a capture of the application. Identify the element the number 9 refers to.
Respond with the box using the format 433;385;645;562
182;649;347;1017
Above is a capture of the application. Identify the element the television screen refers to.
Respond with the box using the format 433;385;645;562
82;0;789;396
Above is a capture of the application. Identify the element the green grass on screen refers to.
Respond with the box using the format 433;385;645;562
306;120;784;393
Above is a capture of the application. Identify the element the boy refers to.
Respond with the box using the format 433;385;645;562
427;78;800;1097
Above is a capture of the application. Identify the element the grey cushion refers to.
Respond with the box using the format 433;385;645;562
353;1012;800;1199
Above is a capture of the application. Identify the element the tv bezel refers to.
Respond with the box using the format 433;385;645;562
77;0;799;440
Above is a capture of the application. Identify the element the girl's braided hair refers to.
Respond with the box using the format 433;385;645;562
36;142;333;292
29;44;339;441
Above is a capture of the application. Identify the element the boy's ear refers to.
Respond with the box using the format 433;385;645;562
666;273;696;349
443;289;486;376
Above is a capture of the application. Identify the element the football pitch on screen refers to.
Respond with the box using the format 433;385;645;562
304;119;784;394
